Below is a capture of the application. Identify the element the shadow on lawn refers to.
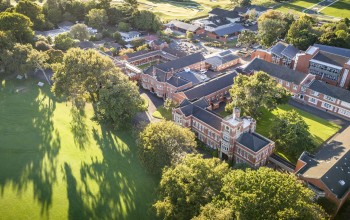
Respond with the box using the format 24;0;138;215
0;80;61;217
70;107;90;149
64;124;157;220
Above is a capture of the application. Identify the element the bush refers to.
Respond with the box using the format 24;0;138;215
35;40;52;51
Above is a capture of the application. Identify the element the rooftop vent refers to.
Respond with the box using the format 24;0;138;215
339;180;346;186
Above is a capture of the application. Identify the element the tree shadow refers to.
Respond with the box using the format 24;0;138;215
0;79;60;217
70;107;90;149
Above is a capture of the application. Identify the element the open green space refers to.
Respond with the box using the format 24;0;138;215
275;0;350;18
0;78;157;220
256;104;341;162
152;106;172;120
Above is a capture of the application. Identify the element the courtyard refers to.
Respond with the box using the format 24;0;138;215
0;78;157;220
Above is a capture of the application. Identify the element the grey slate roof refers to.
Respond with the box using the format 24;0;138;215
175;71;205;85
312;51;349;67
144;67;168;82
167;76;190;87
308;80;350;103
212;24;244;37
183;71;237;100
168;20;200;32
236;132;270;152
205;54;239;67
244;58;306;84
270;42;286;57
126;50;149;59
314;44;350;58
281;45;299;59
192;106;222;130
156;53;205;72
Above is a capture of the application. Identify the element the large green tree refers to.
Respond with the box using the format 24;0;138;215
287;15;318;50
96;72;143;129
54;33;76;51
138;121;197;175
51;48;115;105
200;168;326;220
270;110;315;160
15;0;47;30
237;29;257;48
86;8;108;29
226;71;289;118
154;154;230;219
230;0;251;7
69;23;90;41
2;43;33;76
132;10;162;32
0;12;34;43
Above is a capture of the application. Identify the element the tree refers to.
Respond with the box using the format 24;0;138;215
0;12;34;43
258;18;285;47
54;33;76;51
186;31;194;40
96;72;143;128
317;20;350;49
138;121;197;175
132;10;162;32
98;0;112;10
70;23;90;41
15;0;47;30
200;168;326;220
226;71;289;118
0;0;11;13
35;40;52;51
2;43;34;76
86;8;108;29
113;31;122;42
230;0;251;7
46;48;63;64
270;110;315;160
51;48;115;105
287;15;318;50
237;29;257;48
118;48;134;56
136;44;148;51
117;21;130;32
154;154;230;219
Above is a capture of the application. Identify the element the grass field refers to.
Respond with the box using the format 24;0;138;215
152;106;172;120
0;78;157;220
256;104;341;162
275;0;350;18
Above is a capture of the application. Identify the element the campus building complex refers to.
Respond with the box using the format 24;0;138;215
173;102;275;167
251;43;350;89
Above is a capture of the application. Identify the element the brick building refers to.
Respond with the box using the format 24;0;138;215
206;23;245;42
295;126;350;214
141;53;206;99
173;102;275;167
205;50;241;71
294;44;350;89
251;41;299;68
243;58;350;120
166;20;205;35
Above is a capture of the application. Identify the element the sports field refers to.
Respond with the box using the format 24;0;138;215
276;0;350;18
0;78;157;220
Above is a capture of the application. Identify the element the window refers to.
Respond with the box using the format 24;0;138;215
286;82;290;87
308;97;317;105
310;90;319;97
321;102;333;110
279;79;283;85
338;108;350;117
293;85;298;90
324;95;336;103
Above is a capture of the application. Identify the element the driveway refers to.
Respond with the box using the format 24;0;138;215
289;99;350;129
133;88;164;125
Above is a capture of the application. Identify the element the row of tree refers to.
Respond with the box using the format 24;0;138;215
154;154;327;219
238;10;350;50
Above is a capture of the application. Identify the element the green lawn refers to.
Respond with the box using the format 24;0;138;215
152;106;172;120
256;104;341;162
0;78;157;220
276;0;350;18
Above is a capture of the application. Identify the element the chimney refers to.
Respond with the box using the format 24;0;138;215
233;107;240;120
152;67;156;77
249;118;256;133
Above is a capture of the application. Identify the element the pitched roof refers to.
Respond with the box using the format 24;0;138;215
237;132;270;152
167;76;190;87
308;80;350;103
234;6;248;14
126;50;149;59
209;8;230;16
244;58;306;84
312;51;349;67
168;20;200;32
297;126;350;199
155;53;205;72
175;70;207;85
281;45;299;59
270;42;287;57
205;54;239;67
183;71;237;100
314;44;350;58
144;67;168;82
212;24;244;37
192;106;223;130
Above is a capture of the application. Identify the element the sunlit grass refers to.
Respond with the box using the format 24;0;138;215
0;78;157;220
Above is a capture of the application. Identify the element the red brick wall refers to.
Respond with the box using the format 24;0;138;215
251;50;272;62
294;53;312;74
